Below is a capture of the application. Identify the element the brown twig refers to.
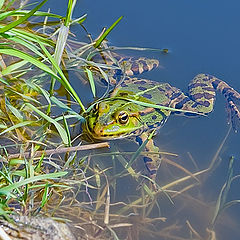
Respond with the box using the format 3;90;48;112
5;142;110;159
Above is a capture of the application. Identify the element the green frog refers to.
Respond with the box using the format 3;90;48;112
82;55;240;186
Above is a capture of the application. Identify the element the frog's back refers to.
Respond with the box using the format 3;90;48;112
111;77;177;107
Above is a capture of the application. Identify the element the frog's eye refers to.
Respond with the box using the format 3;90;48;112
118;111;129;124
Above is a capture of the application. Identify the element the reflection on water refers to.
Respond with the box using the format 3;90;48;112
35;0;240;239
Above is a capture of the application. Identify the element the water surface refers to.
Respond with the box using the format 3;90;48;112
42;0;240;239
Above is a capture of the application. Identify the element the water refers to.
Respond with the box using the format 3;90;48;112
42;0;240;239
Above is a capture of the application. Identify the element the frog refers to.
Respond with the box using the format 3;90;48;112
82;55;240;188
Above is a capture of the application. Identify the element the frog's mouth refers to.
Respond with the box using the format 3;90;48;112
83;119;143;141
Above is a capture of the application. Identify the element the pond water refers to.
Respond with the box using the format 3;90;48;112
41;0;240;239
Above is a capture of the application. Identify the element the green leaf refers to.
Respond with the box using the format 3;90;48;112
0;10;63;21
0;0;49;33
1;60;29;76
0;171;67;195
38;42;86;112
8;89;40;104
0;0;4;10
0;121;34;136
5;26;54;46
114;97;205;116
65;0;73;27
0;77;9;85
94;16;123;48
6;98;23;120
125;130;155;169
85;68;96;97
0;47;60;80
40;184;50;208
0;33;47;60
25;103;68;145
62;114;71;147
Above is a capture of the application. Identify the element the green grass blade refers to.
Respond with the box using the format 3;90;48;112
5;99;23;120
0;47;60;80
25;103;68;145
50;96;72;112
62;114;71;147
0;0;4;10
50;96;84;120
85;68;96;97
114;97;206;116
94;16;123;48
8;89;40;104
0;9;18;22
35;152;45;173
0;0;48;33
110;46;168;53
0;171;67;195
0;121;34;136
53;25;69;66
1;60;29;76
221;200;240;213
65;0;73;27
40;184;50;208
0;77;9;85
125;130;156;169
35;84;51;105
0;10;63;21
115;153;138;179
0;33;47;59
106;226;120;240
38;42;86;112
7;27;54;46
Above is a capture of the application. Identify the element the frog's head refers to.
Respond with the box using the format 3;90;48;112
83;99;144;141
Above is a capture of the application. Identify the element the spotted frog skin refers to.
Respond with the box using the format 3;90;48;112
83;56;240;186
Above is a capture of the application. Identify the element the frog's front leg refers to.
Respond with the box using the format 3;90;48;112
135;132;161;188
